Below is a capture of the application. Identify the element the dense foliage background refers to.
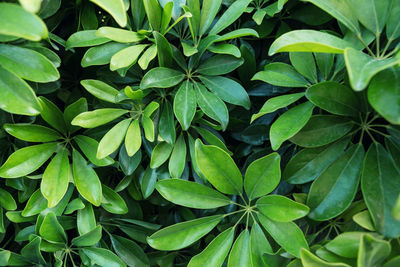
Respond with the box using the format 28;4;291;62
0;0;400;266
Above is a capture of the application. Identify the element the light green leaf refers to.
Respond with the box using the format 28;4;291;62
96;27;145;43
270;102;314;150
72;150;102;206
101;185;128;214
188;227;234;267
244;153;281;200
0;3;48;41
143;0;162;31
227;230;252;267
257;195;310;222
90;0;127;27
290;115;353;148
125;119;142;157
0;66;41;116
98;119;131;159
66;30;110;48
300;249;351;267
168;134;187;178
150;142;173;169
0;143;57;178
39;212;67;243
358;234;391;267
4;124;61;143
208;43;241;58
72;108;128;128
147;215;223;250
386;1;400;40
110;44;148;71
138;44;157;70
156;179;231;209
80;79;119;103
174;80;196;131
71;225;102;247
350;0;390;34
252;63;309;87
77;204;96;235
141;115;155;142
216;28;259;42
306;81;360;116
258;213;309;258
195;140;243;195
41;149;69;208
251;93;304;123
269;30;353;55
344;47;400;91
74;135;114;166
325;232;364;258
199;0;222;36
38;97;68;134
289;52;318;82
368;68;400;124
0;188;17;210
21;189;47;216
0;44;59;83
199;76;250;109
140;67;185;89
81;42;130;67
353;210;375;231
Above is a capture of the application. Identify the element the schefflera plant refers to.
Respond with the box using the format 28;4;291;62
0;97;121;209
147;140;310;266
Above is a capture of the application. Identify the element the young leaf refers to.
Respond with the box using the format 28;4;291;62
156;179;231;209
195;140;243;195
125;119;142;157
244;153;281;200
72;108;128;128
4;124;61;142
143;0;162;31
96;27;145;43
66;30;110;48
0;188;17;210
97;119;131;159
110;44;148;71
188;227;234;267
81;42;130;67
90;0;127;27
80;79;119;103
270;102;314;150
0;143;57;178
357;234;391;267
147;215;223;250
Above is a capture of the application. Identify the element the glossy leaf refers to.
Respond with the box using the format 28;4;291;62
110;235;149;267
96;27;145;43
197;55;243;76
125;119;142;156
168;134;187;178
97;119;131;159
80;79;119;103
227;229;252;267
257;195;310;222
252;63;309;87
101;185;128;214
72;108;128;128
140;67;185;89
90;0;127;27
3;124;61;142
174;80;196;131
82;247;127;267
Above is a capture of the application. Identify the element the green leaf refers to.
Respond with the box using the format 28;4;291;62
361;143;400;238
138;44;157;70
65;198;85;214
358;234;391;267
174;80;196;131
21;189;47;216
195;82;229;130
209;0;252;35
289;52;318;83
304;0;359;33
72;150;102;206
269;30;353;55
199;0;222;36
81;42;130;67
143;0;162;31
101;185;128;214
208;43;241;58
147;215;223;250
77;204;96;235
0;3;48;41
258;213;309;258
284;138;350;184
300;249;351;267
368;68;400;124
350;0;390;35
227;230;252;267
290;115;353;148
353;210;375;231
66;30;110;48
325;232;364;258
21;237;45;264
244;153;281;200
257;195;310;222
150;142;173;169
197;55;243;76
251;93;305;122
154;31;173;68
0;44;59;83
141;115;155;142
80;79;119;103
0;188;17;210
110;235;149;267
0;250;10;266
140;167;157;198
125;119;142;157
96;27;145;43
270;102;314;150
188;227;234;267
168;134;187;178
344;47;400;91
39;212;67;243
110;44;148;71
41;149;69;208
306;81;360;116
199;76;250;109
90;0;127;27
251;223;273;266
38;97;68;134
252;63;309;87
0;143;57;178
386;1;400;40
3;124;61;142
159;101;176;144
140;67;185;89
216;28;259;42
71;225;102;247
64;98;88;133
0;66;41;116
98;119;131;159
195;140;243;195
82;247;127;267
160;2;173;34
156;179;231;209
72;108;128;128
193;126;231;155
74;135;114;166
307;144;364;220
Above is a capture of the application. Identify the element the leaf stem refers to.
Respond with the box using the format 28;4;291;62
233;211;248;229
357;34;375;57
224;209;246;218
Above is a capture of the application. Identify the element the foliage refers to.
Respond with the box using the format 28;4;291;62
0;0;400;266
